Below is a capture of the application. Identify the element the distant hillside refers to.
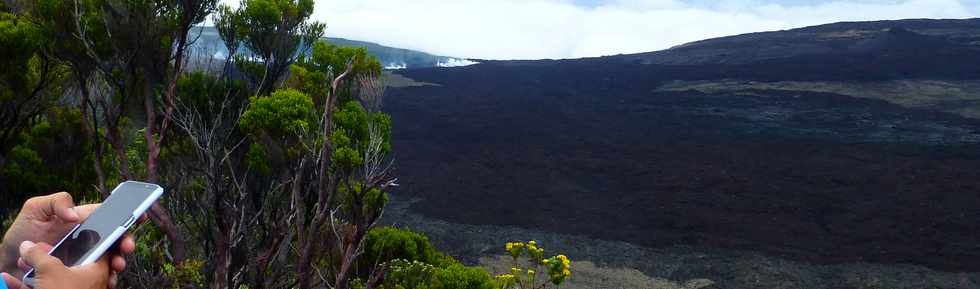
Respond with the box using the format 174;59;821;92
187;26;476;69
620;18;980;65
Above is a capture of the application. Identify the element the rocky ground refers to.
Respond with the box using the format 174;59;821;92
382;196;980;289
387;56;980;271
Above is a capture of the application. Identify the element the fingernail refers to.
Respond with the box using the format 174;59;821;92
19;241;35;253
67;207;81;220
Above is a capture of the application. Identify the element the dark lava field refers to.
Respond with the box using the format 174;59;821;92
382;18;980;273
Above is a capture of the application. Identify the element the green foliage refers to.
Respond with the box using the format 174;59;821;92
177;71;231;105
0;4;410;289
372;113;393;153
129;222;179;287
0;9;68;165
331;145;362;172
32;0;113;75
0;107;99;200
241;88;316;137
175;71;247;121
126;127;149;180
214;4;245;54
245;143;272;175
365;228;497;289
334;101;370;142
364;227;443;266
0;12;43;93
382;260;497;289
428;264;498;289
384;259;436;289
337;184;389;218
218;0;323;93
307;40;382;79
285;64;328;99
330;101;392;171
233;54;269;83
296;40;383;103
162;259;206;289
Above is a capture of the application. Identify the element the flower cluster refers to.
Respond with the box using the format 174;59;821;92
497;241;572;289
506;242;525;260
543;255;572;285
526;241;545;262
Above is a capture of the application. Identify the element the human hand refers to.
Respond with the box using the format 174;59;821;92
1;241;110;289
0;193;141;288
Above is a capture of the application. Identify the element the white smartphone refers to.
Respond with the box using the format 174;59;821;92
22;181;164;286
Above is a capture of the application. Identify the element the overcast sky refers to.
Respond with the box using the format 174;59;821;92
222;0;980;60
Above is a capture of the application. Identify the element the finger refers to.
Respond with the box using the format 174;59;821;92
2;272;24;289
31;192;79;222
74;204;100;221
111;255;126;273
51;192;81;222
108;234;134;273
108;272;118;289
119;234;136;255
16;242;54;271
19;241;63;273
17;257;28;272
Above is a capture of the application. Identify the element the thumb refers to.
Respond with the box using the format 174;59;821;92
18;241;62;274
74;255;110;282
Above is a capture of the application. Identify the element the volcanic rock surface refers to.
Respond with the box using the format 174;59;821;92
382;18;980;272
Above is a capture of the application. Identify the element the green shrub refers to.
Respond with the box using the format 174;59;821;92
428;263;497;289
363;227;442;266
363;228;497;289
384;259;436;289
383;260;497;289
240;88;316;137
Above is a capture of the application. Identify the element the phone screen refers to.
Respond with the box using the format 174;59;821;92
47;225;102;268
24;182;160;280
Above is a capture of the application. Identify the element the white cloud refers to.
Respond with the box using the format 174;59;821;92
223;0;979;60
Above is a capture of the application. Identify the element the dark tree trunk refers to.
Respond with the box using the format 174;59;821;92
77;74;108;197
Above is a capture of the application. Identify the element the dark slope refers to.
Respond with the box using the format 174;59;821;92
621;18;980;65
383;18;980;272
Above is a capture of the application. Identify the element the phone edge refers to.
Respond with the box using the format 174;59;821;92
76;183;164;266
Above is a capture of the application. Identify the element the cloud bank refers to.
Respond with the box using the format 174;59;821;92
231;0;980;60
